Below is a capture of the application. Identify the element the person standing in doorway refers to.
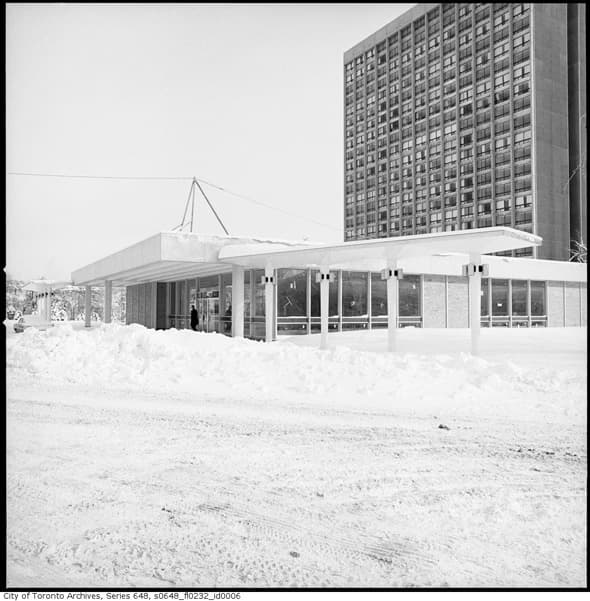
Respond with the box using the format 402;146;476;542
190;304;199;331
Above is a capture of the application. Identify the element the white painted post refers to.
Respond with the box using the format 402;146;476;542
85;285;92;328
386;266;399;352
469;253;482;355
104;280;112;324
264;265;274;343
320;267;330;350
232;265;244;338
367;272;372;330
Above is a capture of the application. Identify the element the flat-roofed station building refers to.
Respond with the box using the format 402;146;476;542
71;228;587;353
343;3;587;261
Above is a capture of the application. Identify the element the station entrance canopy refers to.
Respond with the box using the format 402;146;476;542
72;227;542;354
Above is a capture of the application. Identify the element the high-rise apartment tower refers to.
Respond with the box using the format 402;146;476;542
343;3;586;260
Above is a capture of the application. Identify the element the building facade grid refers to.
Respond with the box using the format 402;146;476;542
343;3;573;259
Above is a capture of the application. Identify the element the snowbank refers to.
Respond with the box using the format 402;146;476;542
6;323;586;423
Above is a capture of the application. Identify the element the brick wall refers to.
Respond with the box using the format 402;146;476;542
447;276;469;328
565;281;581;326
422;275;446;328
547;281;565;326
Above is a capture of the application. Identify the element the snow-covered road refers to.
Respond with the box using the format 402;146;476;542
6;325;587;587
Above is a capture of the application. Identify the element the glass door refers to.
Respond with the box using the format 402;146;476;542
196;288;220;333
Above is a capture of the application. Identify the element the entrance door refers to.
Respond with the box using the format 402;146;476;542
196;293;220;333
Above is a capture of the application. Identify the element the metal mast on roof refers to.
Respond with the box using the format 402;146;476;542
175;177;229;235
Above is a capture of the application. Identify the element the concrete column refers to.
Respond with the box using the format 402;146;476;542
320;267;330;350
306;269;311;335
386;265;399;352
468;253;482;355
104;280;112;324
367;272;372;330
264;265;274;343
232;265;244;338
337;270;343;332
85;285;92;328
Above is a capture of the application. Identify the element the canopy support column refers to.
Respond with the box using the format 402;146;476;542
319;267;330;350
385;264;400;352
232;265;244;338
104;280;112;324
85;286;92;328
466;253;486;356
264;265;275;343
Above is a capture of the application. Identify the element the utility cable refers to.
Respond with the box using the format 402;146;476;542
7;170;341;233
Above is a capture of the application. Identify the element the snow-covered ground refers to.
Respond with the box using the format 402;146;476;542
5;323;587;587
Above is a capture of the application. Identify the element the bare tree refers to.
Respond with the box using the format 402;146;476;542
570;240;587;263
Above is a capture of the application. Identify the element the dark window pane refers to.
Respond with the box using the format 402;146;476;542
244;270;251;320
221;273;232;334
530;281;546;316
330;271;339;317
492;278;509;316
253;269;265;317
481;278;489;316
399;275;421;316
342;271;368;316
169;282;176;312
277;269;307;317
511;279;527;316
371;273;388;316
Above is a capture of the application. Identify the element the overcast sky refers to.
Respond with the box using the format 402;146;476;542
6;3;414;281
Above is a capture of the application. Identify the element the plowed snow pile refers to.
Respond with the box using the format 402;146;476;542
6;324;587;587
6;323;586;421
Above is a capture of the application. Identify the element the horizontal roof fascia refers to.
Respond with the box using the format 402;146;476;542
218;227;542;271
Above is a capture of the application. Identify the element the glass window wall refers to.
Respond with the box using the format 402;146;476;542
481;277;490;317
277;269;308;335
399;275;421;325
371;273;388;316
277;269;307;317
342;271;368;317
491;278;509;326
220;273;232;335
530;281;546;326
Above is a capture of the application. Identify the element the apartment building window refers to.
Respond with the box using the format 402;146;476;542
513;46;530;65
495;150;511;165
514;113;531;130
514;96;531;113
477;160;491;175
515;193;532;209
513;32;530;49
476;81;491;96
495;119;510;135
513;80;530;97
494;72;510;89
476;127;491;141
495;165;511;181
461;205;474;218
495;181;511;196
459;31;472;46
513;4;529;18
514;129;531;146
514;145;531;161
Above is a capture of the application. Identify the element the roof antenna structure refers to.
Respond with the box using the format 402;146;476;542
174;177;230;235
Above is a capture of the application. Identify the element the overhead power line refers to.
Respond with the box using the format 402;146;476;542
7;171;191;181
7;170;341;233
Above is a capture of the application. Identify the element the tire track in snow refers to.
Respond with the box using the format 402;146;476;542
185;499;437;570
